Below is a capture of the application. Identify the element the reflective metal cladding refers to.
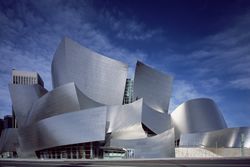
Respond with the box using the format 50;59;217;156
180;127;250;148
109;128;175;158
171;98;227;139
134;61;173;113
51;37;128;105
3;37;250;159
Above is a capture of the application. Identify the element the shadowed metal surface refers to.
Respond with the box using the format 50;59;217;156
107;99;147;140
109;124;147;140
0;128;18;153
51;37;128;105
9;84;47;127
142;103;172;134
26;82;102;125
171;98;227;139
133;61;172;113
107;99;143;133
109;128;175;158
180;127;250;148
18;107;107;157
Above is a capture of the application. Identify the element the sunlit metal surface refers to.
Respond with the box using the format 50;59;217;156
180;127;250;148
18;107;107;157
107;99;143;133
109;124;147;140
26;82;102;125
133;61;173;113
0;128;18;153
142;103;172;134
51;37;128;105
8;84;47;127
171;98;227;139
109;128;175;158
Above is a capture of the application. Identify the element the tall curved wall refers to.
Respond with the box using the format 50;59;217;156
171;98;227;139
9;84;47;127
109;128;175;158
51;37;128;105
107;99;147;140
107;99;143;133
0;128;18;153
18;107;107;158
26;82;102;125
180;127;250;148
142;103;172;134
133;61;172;113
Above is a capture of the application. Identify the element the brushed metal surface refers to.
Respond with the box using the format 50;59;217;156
18;107;107;157
9;84;47;127
107;99;143;133
171;98;227;139
133;61;173;113
142;103;172;134
26;82;103;125
180;127;250;148
109;124;147;140
109;128;175;158
0;128;18;153
52;37;128;105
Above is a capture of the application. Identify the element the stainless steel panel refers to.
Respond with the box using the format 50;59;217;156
107;99;146;139
52;37;128;105
142;103;172;134
171;98;227;139
26;82;103;125
109;128;175;158
0;128;18;153
18;107;107;157
109;124;147;140
134;61;173;113
9;84;47;127
107;99;143;133
180;127;250;148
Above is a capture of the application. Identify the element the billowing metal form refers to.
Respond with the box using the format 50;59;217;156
0;128;18;153
109;124;147;140
51;37;128;105
180;127;250;148
133;61;173;113
109;128;175;158
107;99;147;140
171;98;227;139
26;82;102;124
107;99;143;133
18;107;107;157
142;103;172;134
9;84;47;127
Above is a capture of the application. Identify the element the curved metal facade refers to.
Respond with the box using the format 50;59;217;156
142;103;172;134
18;107;107;157
9;84;47;127
51;37;128;105
133;61;173;113
180;127;250;148
109;128;175;158
6;37;250;159
171;98;227;139
107;99;143;133
0;128;18;153
26;82;102;125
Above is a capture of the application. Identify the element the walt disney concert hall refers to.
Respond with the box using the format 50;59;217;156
0;37;249;159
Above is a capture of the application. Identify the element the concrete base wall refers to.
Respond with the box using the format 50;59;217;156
175;148;220;157
176;147;250;158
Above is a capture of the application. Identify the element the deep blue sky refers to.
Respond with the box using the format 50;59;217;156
0;0;250;127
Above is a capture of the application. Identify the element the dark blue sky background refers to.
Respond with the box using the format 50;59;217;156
0;0;250;127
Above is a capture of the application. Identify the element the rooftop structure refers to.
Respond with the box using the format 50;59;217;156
12;70;44;87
